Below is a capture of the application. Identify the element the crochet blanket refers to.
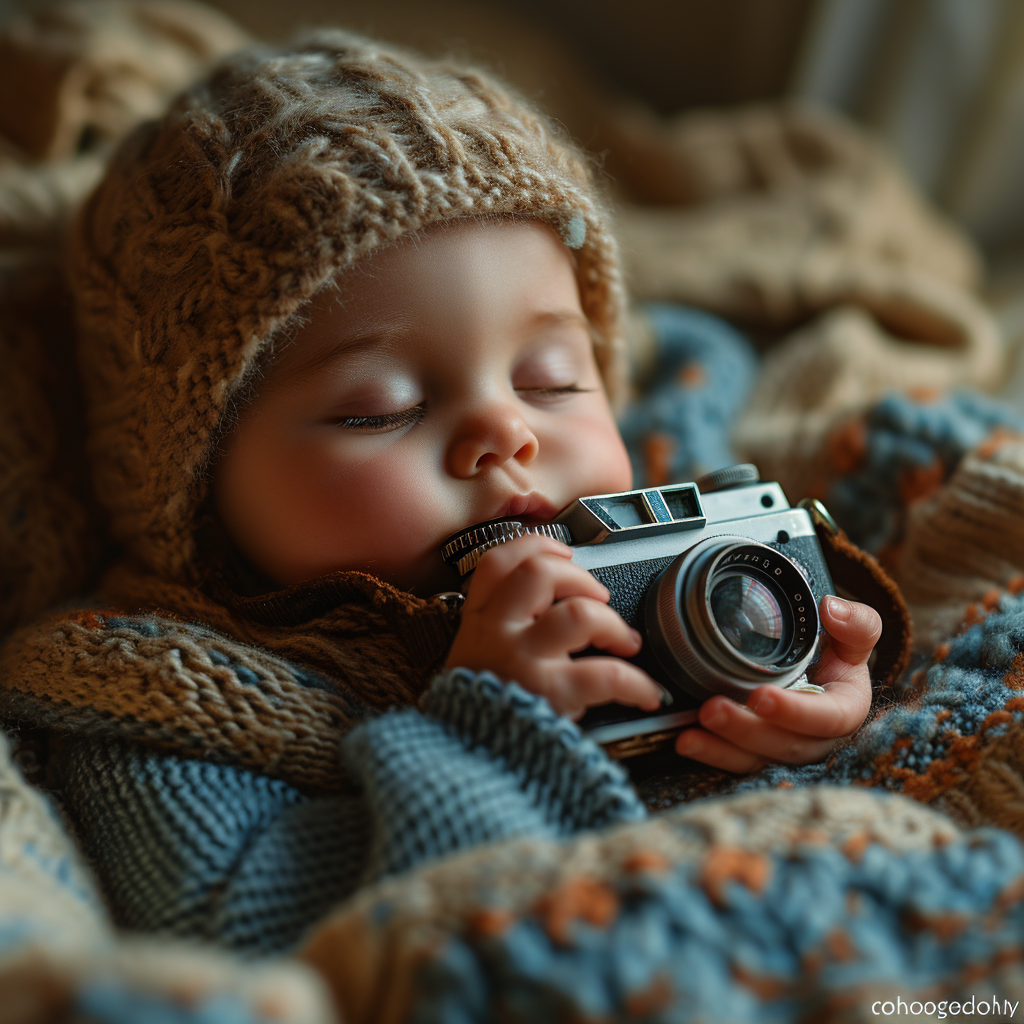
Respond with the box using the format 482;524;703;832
5;3;1024;1022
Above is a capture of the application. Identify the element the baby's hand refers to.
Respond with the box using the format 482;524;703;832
445;535;663;719
674;596;882;773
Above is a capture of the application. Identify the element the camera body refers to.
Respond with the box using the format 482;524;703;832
441;468;835;750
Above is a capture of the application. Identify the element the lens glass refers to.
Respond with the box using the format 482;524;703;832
709;573;786;661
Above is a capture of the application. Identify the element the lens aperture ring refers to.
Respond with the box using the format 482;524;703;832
647;537;821;701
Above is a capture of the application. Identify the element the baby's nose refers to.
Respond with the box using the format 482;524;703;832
446;405;539;477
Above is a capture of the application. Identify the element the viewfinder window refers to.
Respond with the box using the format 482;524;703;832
591;495;648;529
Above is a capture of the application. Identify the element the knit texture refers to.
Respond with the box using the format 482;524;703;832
0;2;253;638
635;556;1024;826
303;786;1024;1024
404;831;1024;1023
5;5;1024;1018
353;671;644;879
58;737;370;954
0;609;376;793
737;389;1024;651
618;303;757;486
69;30;626;588
52;668;646;955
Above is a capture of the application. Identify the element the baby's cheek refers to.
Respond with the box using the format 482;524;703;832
306;442;459;587
569;415;634;496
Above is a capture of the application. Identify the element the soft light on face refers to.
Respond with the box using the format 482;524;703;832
213;218;633;595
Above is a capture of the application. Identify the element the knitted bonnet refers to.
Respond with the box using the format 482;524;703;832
70;30;626;585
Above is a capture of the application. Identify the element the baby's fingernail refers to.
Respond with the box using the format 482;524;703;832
630;627;642;645
825;596;851;621
750;691;775;715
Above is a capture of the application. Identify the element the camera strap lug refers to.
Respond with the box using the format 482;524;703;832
798;497;839;537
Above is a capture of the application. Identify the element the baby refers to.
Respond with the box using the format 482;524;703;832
214;212;882;773
5;30;881;952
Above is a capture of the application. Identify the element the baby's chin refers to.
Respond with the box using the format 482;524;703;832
374;554;464;598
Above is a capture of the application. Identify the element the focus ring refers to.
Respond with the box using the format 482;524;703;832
444;521;572;577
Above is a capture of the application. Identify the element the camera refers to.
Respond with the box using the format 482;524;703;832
441;465;836;755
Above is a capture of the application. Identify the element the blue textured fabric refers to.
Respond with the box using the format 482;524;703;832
59;740;369;955
619;303;757;486
409;828;1024;1023
823;391;1024;554
56;670;646;954
349;671;645;878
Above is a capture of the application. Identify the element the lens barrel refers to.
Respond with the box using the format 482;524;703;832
645;537;820;701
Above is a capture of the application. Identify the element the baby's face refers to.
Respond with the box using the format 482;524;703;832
214;218;633;595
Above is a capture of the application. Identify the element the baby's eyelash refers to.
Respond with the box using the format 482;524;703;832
334;404;425;431
519;385;596;396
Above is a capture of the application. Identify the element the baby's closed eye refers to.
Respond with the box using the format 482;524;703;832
332;403;426;431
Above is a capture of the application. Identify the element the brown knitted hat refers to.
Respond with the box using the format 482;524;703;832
70;30;626;585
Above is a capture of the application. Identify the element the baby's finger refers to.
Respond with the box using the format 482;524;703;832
674;727;769;774
527;597;642;658
819;597;882;668
744;676;871;738
466;539;607;620
464;535;573;608
555;657;663;714
696;694;846;760
490;556;611;623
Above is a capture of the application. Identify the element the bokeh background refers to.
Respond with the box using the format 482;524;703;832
9;0;1024;321
6;0;1022;249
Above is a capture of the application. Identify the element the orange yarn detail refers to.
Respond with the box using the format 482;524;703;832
623;851;670;874
642;433;675;487
623;976;673;1017
676;363;706;388
731;964;787;999
1004;653;1024;690
700;847;771;907
467;907;515;939
976;428;1024;461
825;419;867;475
535;878;619;945
841;832;871;863
900;735;981;802
899;458;945;505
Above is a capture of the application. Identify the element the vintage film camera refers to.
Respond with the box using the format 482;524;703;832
441;465;839;756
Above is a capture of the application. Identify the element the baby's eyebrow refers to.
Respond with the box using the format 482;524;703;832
271;313;413;385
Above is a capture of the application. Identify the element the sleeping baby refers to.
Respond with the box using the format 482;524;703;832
0;29;881;953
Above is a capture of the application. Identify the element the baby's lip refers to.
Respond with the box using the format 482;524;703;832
494;492;561;522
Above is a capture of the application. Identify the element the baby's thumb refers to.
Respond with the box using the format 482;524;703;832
819;596;882;667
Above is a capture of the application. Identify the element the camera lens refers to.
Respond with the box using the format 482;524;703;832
645;538;820;701
708;573;786;662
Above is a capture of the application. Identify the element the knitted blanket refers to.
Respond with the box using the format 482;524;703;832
5;3;1024;1023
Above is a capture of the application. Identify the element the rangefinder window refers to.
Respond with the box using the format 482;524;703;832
662;486;701;522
